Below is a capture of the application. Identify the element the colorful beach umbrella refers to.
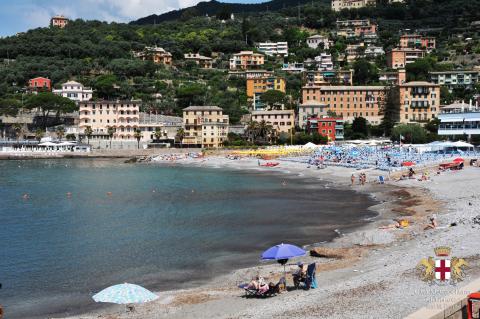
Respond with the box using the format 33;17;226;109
92;283;158;304
453;157;465;163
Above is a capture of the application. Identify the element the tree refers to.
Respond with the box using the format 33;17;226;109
134;129;142;149
66;133;76;141
154;128;162;141
107;126;115;148
351;117;369;138
0;98;20;117
260;90;287;110
380;85;400;137
56;126;65;141
24;93;77;128
391;124;428;144
12;123;24;141
353;59;378;85
176;84;206;109
175;128;185;147
34;128;44;141
84;126;93;145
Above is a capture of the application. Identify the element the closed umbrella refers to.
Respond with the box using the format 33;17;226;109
93;283;158;305
261;243;306;283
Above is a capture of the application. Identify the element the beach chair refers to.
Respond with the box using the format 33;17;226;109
239;277;285;298
379;176;385;184
304;263;318;290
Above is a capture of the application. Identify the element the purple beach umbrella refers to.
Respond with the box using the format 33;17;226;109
261;243;306;284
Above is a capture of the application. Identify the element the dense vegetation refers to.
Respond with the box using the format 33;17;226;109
1;0;480;134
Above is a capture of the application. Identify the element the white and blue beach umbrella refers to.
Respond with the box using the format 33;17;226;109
92;283;159;304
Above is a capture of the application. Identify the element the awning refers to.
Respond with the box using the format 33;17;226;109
440;117;464;122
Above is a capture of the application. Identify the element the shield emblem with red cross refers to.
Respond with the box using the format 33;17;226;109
435;259;451;281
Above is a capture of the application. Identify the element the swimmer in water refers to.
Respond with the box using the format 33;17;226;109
22;194;29;200
107;192;112;196
281;180;287;186
66;192;72;197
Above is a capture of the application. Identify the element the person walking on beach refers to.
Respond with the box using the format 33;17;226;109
351;174;355;186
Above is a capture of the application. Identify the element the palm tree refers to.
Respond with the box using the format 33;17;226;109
134;129;142;149
12;123;23;142
35;128;44;142
246;121;259;143
107;126;115;149
175;128;185;148
257;120;274;144
55;126;65;141
84;126;93;145
154;127;162;141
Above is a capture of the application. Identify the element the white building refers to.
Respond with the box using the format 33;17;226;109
305;53;334;71
306;35;330;50
365;46;385;58
438;102;480;138
53;81;93;102
256;42;289;57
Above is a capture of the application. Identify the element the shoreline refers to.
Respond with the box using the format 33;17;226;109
56;155;444;319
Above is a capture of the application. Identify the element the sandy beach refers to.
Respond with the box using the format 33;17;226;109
55;154;480;319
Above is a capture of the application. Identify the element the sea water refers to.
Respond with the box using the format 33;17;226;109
0;159;376;318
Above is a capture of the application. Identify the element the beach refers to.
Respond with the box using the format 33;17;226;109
52;154;480;319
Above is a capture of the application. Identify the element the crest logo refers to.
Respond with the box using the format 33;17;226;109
417;247;467;284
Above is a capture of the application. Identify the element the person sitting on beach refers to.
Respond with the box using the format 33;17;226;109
292;263;308;288
408;168;415;178
424;216;438;230
247;276;269;293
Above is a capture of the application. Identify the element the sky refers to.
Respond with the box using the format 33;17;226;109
0;0;267;37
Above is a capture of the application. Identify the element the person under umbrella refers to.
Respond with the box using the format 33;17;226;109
261;243;306;287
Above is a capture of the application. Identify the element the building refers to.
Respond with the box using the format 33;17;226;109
306;35;330;50
307;117;345;141
250;109;295;134
28;77;51;92
256;42;288;57
246;77;286;110
182;106;229;148
399;81;440;123
429;70;480;90
51;15;69;28
228;70;273;79
387;48;426;69
304;53;334;71
53;81;93;102
302;84;386;124
138;113;182;144
79;100;141;140
364;46;385;58
133;47;172;65
184;53;213;69
438;102;480;139
298;102;329;129
282;63;305;73
379;69;407;85
399;34;436;51
229;51;265;70
331;0;376;11
305;70;354;86
345;44;365;63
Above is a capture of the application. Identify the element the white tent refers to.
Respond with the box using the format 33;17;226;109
451;141;474;148
38;142;58;146
304;142;318;149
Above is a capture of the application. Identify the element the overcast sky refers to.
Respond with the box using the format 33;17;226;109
0;0;267;37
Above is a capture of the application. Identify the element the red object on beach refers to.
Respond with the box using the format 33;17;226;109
453;157;465;163
402;161;415;167
467;292;480;319
261;162;279;167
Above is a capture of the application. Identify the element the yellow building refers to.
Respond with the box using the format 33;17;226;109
134;47;172;66
399;81;440;123
182;106;229;148
246;77;286;110
229;51;265;70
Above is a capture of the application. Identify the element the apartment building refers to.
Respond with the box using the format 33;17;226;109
256;42;288;57
228;70;273;79
345;44;365;63
51;15;69;28
306;35;330;50
304;53;334;71
53;81;93;102
438;102;480;139
133;47;172;65
246;77;286;110
302;84;386;124
79;100;141;140
387;48;426;69
298;102;329;129
336;19;377;37
399;81;440;123
182;106;229;148
364;46;385;58
331;0;376;11
138;113;182;143
305;70;354;86
229;51;265;70
250;109;295;134
400;34;436;51
184;53;213;69
28;77;51;92
429;70;480;90
379;69;407;85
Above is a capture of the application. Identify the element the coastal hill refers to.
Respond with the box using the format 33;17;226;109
130;0;325;25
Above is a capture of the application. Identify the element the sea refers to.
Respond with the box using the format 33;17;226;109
0;159;377;318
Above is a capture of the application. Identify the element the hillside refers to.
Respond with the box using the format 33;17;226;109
130;0;326;25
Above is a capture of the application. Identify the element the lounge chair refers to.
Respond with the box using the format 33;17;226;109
239;277;285;298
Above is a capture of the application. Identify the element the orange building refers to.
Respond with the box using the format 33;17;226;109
28;77;51;92
229;51;265;70
400;34;436;51
51;15;69;28
302;84;386;124
399;81;440;123
134;47;172;66
387;48;426;69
